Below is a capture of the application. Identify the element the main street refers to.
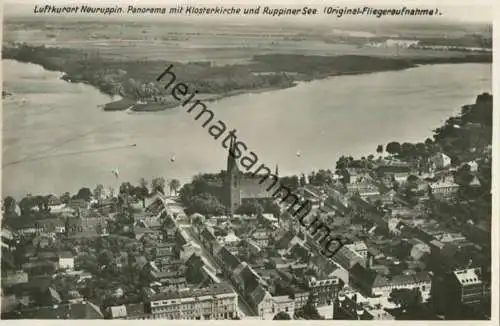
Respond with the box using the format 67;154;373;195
156;194;255;318
181;225;255;317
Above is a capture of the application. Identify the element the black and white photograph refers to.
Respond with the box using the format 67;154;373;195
1;0;496;321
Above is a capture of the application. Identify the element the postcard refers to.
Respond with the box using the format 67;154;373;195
0;0;496;323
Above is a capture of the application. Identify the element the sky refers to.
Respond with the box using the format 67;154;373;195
2;0;494;23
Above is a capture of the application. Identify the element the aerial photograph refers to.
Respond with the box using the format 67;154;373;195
1;0;494;321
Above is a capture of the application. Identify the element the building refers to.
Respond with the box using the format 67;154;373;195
450;268;488;305
385;39;419;48
58;252;75;270
251;286;274;319
249;227;272;248
334;246;367;270
431;153;452;170
346;182;380;199
2;302;104;319
349;264;432;301
147;283;238;320
428;180;459;196
80;212;107;234
180;242;202;262
1;270;29;287
225;137;278;215
333;292;374;320
272;295;295;317
1;228;14;251
307;276;342;306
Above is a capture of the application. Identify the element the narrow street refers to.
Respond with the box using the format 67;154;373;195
181;225;255;317
157;195;255;318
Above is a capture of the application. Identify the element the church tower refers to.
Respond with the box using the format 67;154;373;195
226;137;241;216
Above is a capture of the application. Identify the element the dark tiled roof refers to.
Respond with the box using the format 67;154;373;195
238;266;261;294
59;251;73;258
349;263;387;288
275;231;296;250
3;302;103;319
201;228;216;242
125;303;146;317
218;247;241;270
149;282;234;301
250;285;268;305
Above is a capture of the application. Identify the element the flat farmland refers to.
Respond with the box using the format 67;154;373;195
3;21;475;65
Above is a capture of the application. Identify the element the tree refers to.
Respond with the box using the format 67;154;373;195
299;174;307;186
187;193;226;216
376;144;384;154
97;249;114;267
407;175;419;184
455;164;474;186
76;187;92;202
96;223;103;235
236;200;264;216
389;288;423;310
93;184;105;200
18;196;35;216
273;311;292;320
60;192;71;204
386;142;401;155
119;182;133;195
169;179;181;196
401;142;416;157
31;195;49;213
295;298;323;320
133;186;149;208
152;177;166;194
415;143;427;156
3;196;17;216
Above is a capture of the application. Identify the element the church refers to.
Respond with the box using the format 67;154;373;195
224;138;278;215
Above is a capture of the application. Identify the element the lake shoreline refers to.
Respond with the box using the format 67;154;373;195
2;45;491;113
2;60;491;198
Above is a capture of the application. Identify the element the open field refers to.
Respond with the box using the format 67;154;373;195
3;19;491;65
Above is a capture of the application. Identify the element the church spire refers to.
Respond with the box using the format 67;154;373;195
275;164;279;177
227;136;238;174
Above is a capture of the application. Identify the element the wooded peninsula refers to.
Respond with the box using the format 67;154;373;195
2;43;492;112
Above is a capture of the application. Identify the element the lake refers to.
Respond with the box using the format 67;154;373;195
2;60;492;198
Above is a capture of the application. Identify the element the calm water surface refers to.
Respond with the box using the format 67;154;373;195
2;60;492;198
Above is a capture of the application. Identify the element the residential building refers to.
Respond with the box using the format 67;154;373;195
333;292;374;320
307;276;342;306
180;242;202;262
346;182;380;199
429;180;459;196
2;271;29;287
450;268;488;305
214;246;241;279
147;282;238;320
250;227;272;248
58;252;74;270
290;289;309;310
349;264;432;301
334;245;367;270
272;295;295;317
345;241;369;258
2;302;104;319
251;286;274;319
150;270;186;289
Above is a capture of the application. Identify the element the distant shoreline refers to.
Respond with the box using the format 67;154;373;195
2;46;492;113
